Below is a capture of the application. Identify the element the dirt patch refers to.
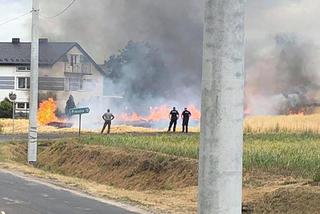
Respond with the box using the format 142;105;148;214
248;185;320;213
10;141;197;190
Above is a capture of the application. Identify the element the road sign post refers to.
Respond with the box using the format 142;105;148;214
69;107;90;137
8;92;17;140
79;114;81;137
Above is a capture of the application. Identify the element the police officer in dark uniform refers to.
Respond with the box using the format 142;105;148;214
168;107;179;132
181;108;192;133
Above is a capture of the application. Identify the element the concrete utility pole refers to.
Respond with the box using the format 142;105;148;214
198;0;245;213
28;0;40;163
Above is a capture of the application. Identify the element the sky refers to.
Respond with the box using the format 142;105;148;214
0;0;31;41
1;0;319;56
0;0;320;44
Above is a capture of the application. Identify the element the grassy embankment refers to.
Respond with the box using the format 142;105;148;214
3;132;318;183
80;132;320;180
2;115;320;213
2;114;320;180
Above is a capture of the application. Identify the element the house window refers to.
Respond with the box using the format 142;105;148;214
70;55;79;66
17;103;25;109
16;102;29;109
17;66;30;72
17;77;30;89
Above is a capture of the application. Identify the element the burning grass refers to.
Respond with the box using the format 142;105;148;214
118;104;201;122
37;98;63;125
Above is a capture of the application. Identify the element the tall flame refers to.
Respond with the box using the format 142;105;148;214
37;98;59;125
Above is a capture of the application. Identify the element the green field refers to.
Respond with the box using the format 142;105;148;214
79;132;320;180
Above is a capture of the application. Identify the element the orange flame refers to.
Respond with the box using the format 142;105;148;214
288;110;305;116
147;105;170;121
187;104;201;120
118;112;145;122
118;104;201;122
37;98;60;125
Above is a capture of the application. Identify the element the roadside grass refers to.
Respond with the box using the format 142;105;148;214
80;133;200;159
1;130;320;181
79;132;320;180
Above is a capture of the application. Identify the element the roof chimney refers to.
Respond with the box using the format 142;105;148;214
12;38;20;44
39;38;48;43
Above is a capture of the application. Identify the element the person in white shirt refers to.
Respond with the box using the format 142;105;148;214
101;109;115;134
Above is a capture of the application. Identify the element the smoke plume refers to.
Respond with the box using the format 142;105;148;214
38;0;320;119
40;0;203;98
246;34;320;114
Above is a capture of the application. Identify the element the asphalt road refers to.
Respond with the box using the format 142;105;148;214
0;170;141;214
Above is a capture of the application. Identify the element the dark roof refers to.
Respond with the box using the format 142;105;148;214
0;41;105;75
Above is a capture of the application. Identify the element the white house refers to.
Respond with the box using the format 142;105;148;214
0;38;105;115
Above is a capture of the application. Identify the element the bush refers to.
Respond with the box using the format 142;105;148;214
0;98;13;118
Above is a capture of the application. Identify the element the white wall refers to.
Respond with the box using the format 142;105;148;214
0;66;30;103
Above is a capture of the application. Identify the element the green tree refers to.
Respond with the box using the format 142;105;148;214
0;98;13;118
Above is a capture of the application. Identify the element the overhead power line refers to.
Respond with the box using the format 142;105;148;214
41;0;76;19
0;11;31;27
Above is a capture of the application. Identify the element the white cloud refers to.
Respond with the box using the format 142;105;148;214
0;0;31;41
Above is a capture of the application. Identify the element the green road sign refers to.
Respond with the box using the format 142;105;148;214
70;107;90;115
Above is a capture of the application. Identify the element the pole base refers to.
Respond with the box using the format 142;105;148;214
28;161;36;165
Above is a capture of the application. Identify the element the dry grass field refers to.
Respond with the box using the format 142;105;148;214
244;114;320;133
0;119;158;134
